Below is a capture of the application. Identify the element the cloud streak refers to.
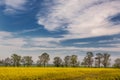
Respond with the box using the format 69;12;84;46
0;0;27;14
0;0;120;61
38;0;120;39
0;31;120;62
0;31;120;52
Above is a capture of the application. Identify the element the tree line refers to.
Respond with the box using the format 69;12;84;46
0;52;120;68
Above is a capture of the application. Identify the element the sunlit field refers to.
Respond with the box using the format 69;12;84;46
0;67;120;80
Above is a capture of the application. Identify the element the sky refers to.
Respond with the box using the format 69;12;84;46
0;0;120;63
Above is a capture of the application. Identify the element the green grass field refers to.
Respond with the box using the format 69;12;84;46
0;67;120;80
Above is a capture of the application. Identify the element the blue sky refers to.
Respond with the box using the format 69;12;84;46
0;0;120;63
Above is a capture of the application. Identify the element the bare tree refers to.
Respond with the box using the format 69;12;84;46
37;59;42;67
11;54;21;67
102;53;111;68
0;59;3;66
3;57;13;66
53;57;62;67
64;56;71;67
37;53;50;67
81;57;88;67
113;58;120;68
71;55;78;67
21;56;33;67
95;53;103;67
85;52;94;67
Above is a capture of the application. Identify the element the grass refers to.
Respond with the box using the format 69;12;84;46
0;67;120;80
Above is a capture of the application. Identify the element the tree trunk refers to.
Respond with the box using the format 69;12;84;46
44;63;45;67
98;59;100;68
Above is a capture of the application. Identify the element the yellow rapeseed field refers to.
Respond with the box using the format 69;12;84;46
0;67;120;80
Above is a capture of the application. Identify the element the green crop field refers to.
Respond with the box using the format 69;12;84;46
0;67;120;80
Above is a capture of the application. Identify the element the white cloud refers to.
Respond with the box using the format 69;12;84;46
20;46;120;52
0;31;26;47
0;31;26;56
0;38;26;47
74;42;89;45
28;37;62;48
0;31;120;63
1;0;27;14
0;31;12;38
98;38;120;43
1;31;119;52
5;0;26;9
38;0;120;39
17;27;42;34
0;31;61;54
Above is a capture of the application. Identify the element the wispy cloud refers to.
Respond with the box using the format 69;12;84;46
0;31;12;38
98;38;120;43
0;31;26;58
0;0;27;14
0;0;4;6
74;42;90;45
0;31;120;62
0;0;120;62
0;31;26;49
16;27;42;34
38;0;120;39
25;37;61;48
